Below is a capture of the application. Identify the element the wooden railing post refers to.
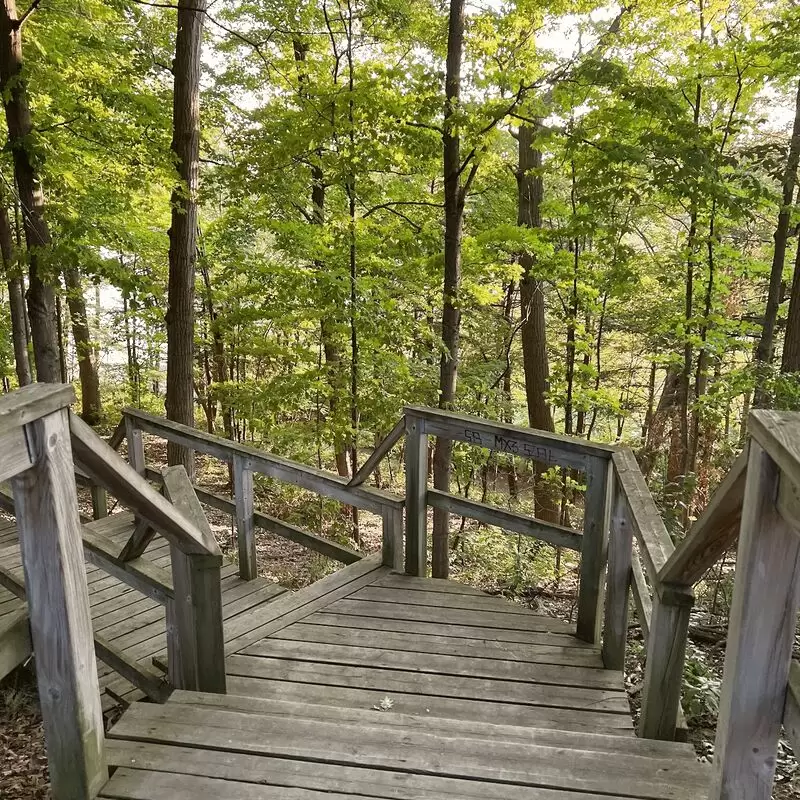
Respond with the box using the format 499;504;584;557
638;585;693;739
163;465;226;693
9;388;107;798
601;475;632;670
709;440;800;798
381;502;404;570
405;414;428;577
577;455;610;643
233;454;257;580
124;415;145;474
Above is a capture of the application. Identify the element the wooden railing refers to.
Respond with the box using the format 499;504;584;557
118;407;406;576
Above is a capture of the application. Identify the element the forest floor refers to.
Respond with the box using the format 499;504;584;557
0;443;798;797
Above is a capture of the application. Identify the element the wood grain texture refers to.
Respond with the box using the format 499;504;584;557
427;488;582;551
404;416;428;577
11;408;107;798
380;502;403;570
709;441;800;799
783;660;800;758
233;455;256;580
602;477;632;670
0;382;74;436
576;456;610;643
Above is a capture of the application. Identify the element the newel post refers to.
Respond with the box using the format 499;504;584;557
708;440;800;798
8;385;107;798
404;414;428;577
577;455;611;643
233;454;257;580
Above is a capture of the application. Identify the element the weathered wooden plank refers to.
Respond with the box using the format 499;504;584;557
11;406;107;797
105;740;644;800
162;465;226;694
630;551;652;641
611;449;676;585
224;674;633;734
226;654;629;712
406;405;615;469
0;382;75;436
243;638;619;688
427;488;582;552
94;633;170;703
380;503;403;570
70;413;219;557
0;607;31;679
107;416;126;451
347;416;406;488
370;572;487;595
108;703;706;798
348;585;574;623
309;610;596;647
82;523;174;604
124;407;402;515
144;467;363;566
271;621;603;667
709;441;800;799
404;415;428;576
118;516;157;563
749;409;800;498
0;425;32;483
658;446;747;586
169;690;689;758
232;455;256;580
602;477;632;670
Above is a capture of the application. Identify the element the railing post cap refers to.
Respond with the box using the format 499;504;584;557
0;383;75;435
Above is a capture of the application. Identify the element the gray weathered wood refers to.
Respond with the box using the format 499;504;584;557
0;425;33;483
108;416;126;451
577;456;610;643
162;465;226;693
427;488;582;552
124;407;401;515
0;607;31;679
749;409;800;497
124;416;146;474
233;455;257;580
658;445;747;586
638;593;691;740
144;468;362;565
90;484;109;520
0;382;75;436
94;633;170;703
381;503;404;570
602;477;632;670
405;413;428;578
784;660;800;758
70;412;219;557
11;406;107;798
709;441;800;799
118;515;158;562
347;416;406;488
630;552;652;641
404;415;428;577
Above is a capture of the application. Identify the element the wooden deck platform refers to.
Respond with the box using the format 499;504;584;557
100;557;710;799
0;512;289;706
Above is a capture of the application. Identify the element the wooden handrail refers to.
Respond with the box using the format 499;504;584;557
347;415;406;488
70;412;220;557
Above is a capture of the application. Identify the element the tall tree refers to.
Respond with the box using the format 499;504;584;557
0;201;29;386
0;0;60;382
431;0;470;578
165;0;207;468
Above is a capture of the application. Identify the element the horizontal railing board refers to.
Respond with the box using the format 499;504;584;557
658;447;748;587
426;488;582;552
144;469;362;566
405;405;615;472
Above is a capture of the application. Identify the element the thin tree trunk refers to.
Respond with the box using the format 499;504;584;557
501;280;518;499
64;266;101;424
431;0;466;578
517;122;559;523
782;234;800;373
758;79;800;395
0;203;29;385
0;2;60;382
165;0;206;470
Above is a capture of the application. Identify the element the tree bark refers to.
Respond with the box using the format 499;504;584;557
782;235;800;373
757;79;800;397
431;0;466;578
165;0;207;470
0;203;30;385
64;266;101;424
0;1;60;382
517;123;559;523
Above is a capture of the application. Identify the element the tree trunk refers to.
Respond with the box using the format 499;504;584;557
64;266;101;424
782;235;800;373
0;203;30;385
0;1;60;382
517;123;559;523
757;79;800;398
165;0;207;470
431;0;466;578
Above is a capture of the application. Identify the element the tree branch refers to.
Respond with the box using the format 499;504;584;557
15;0;43;28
